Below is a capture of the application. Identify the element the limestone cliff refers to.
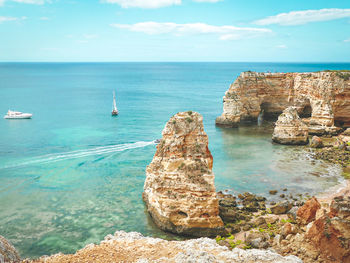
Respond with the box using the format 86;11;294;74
143;111;224;237
272;107;309;145
216;71;350;134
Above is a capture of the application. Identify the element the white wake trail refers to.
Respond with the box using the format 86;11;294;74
0;141;155;170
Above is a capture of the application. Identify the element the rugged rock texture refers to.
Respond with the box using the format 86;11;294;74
143;111;224;237
25;231;302;263
271;195;350;263
310;136;323;148
216;71;350;133
306;196;350;262
272;107;309;145
297;197;321;225
0;235;20;263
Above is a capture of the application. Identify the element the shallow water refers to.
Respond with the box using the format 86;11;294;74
0;62;348;258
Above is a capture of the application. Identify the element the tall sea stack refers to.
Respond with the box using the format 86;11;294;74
143;111;224;237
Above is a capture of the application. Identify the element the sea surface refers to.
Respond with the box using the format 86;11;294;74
0;62;349;258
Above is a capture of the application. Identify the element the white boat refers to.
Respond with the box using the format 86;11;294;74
111;91;119;116
4;110;32;119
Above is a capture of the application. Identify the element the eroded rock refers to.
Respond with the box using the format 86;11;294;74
272;107;309;145
297;197;321;225
0;235;20;263
143;111;224;237
216;71;350;133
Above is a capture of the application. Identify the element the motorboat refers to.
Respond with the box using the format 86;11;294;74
111;91;119;116
4;110;32;119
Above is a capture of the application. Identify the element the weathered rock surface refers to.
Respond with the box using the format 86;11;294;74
272;107;309;145
143;111;224;236
216;71;350;133
310;136;324;148
25;231;302;263
306;196;350;262
0;235;20;263
297;197;321;225
270;201;293;215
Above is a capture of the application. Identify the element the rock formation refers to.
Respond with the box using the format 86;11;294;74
216;71;350;134
0;235;20;263
143;111;224;237
272;107;309;145
25;231;302;263
305;196;350;263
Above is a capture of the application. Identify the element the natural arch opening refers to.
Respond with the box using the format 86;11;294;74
260;102;280;121
300;105;312;118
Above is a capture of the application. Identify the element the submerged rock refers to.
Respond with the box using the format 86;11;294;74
143;111;224;237
272;107;309;145
0;235;20;263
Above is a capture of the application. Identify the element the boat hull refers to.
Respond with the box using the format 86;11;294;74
4;113;32;119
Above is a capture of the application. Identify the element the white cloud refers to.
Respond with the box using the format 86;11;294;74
103;0;181;8
0;0;48;5
11;0;46;4
0;16;26;23
344;38;350;42
39;16;49;20
276;44;287;49
111;22;272;40
83;34;98;39
193;0;221;2
254;8;350;26
0;16;17;22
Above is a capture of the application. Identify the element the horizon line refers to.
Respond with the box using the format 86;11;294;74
0;61;350;64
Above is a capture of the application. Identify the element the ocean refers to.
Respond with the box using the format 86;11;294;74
0;62;349;258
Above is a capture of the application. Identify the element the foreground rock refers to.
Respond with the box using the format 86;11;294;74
272;107;309;145
0;235;20;263
271;196;350;263
25;231;301;263
143;111;224;237
216;71;350;134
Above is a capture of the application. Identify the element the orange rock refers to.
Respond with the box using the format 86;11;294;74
297;197;321;225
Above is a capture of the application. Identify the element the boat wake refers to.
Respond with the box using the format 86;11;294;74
0;141;155;170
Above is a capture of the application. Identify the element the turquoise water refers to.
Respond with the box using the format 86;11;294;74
0;62;349;258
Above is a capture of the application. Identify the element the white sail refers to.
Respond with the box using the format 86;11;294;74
112;91;119;115
113;91;118;111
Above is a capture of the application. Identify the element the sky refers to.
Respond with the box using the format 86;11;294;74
0;0;349;62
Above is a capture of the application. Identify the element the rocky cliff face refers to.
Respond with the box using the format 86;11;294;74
0;235;20;263
216;71;350;134
272;107;309;145
143;111;224;237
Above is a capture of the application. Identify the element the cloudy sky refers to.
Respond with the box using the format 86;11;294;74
0;0;349;62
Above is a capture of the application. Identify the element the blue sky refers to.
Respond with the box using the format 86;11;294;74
0;0;349;62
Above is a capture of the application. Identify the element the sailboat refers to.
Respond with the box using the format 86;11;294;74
111;91;119;116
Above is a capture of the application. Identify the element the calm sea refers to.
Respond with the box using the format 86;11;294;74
0;62;349;258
